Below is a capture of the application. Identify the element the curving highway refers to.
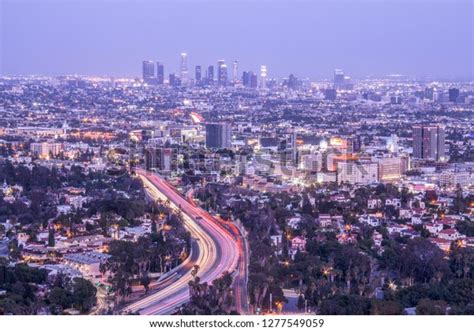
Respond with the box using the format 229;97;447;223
187;189;250;314
123;168;243;315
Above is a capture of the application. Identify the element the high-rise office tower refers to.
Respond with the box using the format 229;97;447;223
334;68;345;88
232;61;238;83
217;60;228;86
242;71;250;87
449;88;460;103
144;146;173;171
278;131;298;166
424;87;434;100
288;74;298;90
169;73;181;87
142;60;155;83
169;73;176;86
289;131;297;164
195;65;202;82
156;62;164;85
250;72;258;88
243;71;257;88
207;65;214;84
206;123;232;149
413;125;445;161
259;65;267;89
179;52;189;83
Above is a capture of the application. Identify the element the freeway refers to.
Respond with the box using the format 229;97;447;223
123;169;243;315
186;189;250;314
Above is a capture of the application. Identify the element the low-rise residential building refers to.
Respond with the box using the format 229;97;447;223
63;251;110;279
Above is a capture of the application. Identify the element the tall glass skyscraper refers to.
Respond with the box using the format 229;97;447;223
142;60;155;83
206;123;232;149
195;65;202;82
179;53;189;83
217;60;227;86
156;62;164;85
259;65;267;89
413;125;446;161
232;61;238;83
334;68;345;88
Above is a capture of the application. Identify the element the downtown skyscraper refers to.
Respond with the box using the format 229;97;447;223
334;68;345;88
179;52;189;83
232;61;238;83
142;60;155;84
207;65;214;84
217;60;228;86
195;65;202;82
156;62;164;85
259;65;267;89
242;71;257;88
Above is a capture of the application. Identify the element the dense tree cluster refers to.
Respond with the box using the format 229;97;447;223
196;182;474;314
0;159;156;250
0;259;96;314
179;272;238;315
101;214;190;302
47;276;97;314
0;160;147;232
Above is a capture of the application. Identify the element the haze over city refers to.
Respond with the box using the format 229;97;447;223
1;0;473;79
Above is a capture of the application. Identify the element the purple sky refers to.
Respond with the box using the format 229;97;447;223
1;0;473;79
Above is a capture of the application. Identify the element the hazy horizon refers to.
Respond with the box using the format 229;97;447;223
1;0;473;79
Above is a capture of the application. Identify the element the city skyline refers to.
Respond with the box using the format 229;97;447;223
1;0;473;79
0;0;473;323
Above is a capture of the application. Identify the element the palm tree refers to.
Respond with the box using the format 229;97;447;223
191;264;200;279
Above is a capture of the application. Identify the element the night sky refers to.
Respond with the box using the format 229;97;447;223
1;0;473;79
